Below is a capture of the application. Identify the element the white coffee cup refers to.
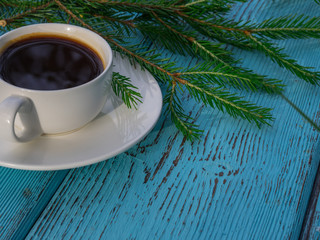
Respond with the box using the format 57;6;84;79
0;23;113;142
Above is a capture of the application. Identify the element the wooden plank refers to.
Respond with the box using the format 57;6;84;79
300;163;320;240
24;1;320;239
0;168;68;240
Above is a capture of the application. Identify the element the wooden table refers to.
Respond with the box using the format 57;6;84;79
1;0;320;239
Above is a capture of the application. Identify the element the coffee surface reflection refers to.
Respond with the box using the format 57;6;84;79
0;36;104;90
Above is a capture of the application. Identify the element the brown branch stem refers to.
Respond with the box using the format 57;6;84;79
93;14;136;28
88;0;184;12
175;10;252;35
1;0;54;26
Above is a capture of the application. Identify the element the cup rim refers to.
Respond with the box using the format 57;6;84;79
0;23;113;93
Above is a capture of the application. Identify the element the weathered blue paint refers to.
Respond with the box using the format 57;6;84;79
1;0;320;239
0;169;68;239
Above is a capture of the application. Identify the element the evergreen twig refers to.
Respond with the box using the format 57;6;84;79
112;72;142;109
0;0;320;139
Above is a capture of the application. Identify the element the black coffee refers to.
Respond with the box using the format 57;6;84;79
0;36;104;90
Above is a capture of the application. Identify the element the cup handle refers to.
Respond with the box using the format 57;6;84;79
0;95;43;142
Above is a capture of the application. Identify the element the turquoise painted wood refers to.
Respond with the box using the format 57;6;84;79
300;164;320;239
0;169;68;239
1;0;320;239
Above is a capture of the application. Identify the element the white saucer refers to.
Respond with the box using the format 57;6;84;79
0;55;162;170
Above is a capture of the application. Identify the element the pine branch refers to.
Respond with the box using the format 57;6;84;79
150;11;233;64
112;72;142;109
0;0;54;28
250;15;320;39
183;80;273;126
164;82;203;141
247;34;320;85
1;0;320;139
178;62;284;93
147;11;282;93
87;0;185;14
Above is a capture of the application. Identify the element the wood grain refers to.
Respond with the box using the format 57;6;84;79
300;162;320;239
1;0;320;239
0;169;68;240
24;1;320;239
